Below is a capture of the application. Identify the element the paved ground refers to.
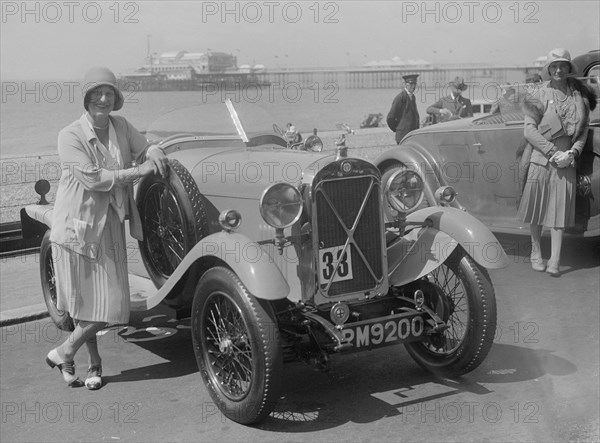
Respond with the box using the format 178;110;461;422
0;234;598;442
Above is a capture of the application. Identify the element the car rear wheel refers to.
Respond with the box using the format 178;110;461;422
40;230;74;331
404;247;496;376
191;267;283;425
136;159;209;288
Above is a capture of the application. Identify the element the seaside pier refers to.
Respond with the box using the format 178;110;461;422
254;65;536;88
121;64;538;91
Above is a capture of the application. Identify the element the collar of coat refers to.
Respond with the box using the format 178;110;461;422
80;114;114;142
521;78;596;142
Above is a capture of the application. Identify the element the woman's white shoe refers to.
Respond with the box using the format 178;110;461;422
85;365;102;390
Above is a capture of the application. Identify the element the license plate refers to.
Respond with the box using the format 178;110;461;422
319;245;354;284
341;313;425;349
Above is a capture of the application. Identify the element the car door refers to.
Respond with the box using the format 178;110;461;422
468;113;528;229
432;128;482;210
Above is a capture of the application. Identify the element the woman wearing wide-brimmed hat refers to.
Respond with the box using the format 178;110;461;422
518;48;596;277
45;67;168;389
426;76;474;123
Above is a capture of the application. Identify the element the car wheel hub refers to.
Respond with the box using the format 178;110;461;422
219;337;234;354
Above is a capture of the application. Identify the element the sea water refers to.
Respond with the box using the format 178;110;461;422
1;85;495;158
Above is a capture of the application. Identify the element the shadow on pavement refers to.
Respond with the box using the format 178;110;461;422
101;313;197;385
98;304;580;431
474;343;577;383
257;342;576;432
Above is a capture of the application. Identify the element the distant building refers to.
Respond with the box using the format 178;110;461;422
124;50;238;80
119;50;268;91
363;56;432;68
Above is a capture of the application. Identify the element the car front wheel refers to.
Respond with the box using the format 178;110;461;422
191;267;283;424
404;247;497;376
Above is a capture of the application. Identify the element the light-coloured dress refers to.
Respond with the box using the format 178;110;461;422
518;84;587;229
54;119;132;324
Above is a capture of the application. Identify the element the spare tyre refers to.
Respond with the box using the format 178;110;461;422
136;159;209;288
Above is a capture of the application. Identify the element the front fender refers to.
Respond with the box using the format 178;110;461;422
387;227;458;287
137;231;290;310
192;232;290;300
406;206;509;269
375;142;462;210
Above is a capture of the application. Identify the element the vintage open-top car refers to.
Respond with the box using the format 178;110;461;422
24;100;508;424
381;50;600;239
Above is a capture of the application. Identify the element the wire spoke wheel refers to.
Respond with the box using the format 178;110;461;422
424;263;469;355
143;183;187;277
405;247;496;376
191;267;283;424
136;159;208;288
203;292;253;400
40;231;74;331
46;249;57;305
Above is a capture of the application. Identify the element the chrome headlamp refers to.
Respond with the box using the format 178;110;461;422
384;169;424;214
435;186;457;205
259;183;303;228
219;209;242;231
304;135;323;152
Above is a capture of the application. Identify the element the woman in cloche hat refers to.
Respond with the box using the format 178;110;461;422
518;48;596;277
45;67;169;389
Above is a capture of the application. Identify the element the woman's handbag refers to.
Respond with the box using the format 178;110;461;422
516;138;533;206
538;101;565;141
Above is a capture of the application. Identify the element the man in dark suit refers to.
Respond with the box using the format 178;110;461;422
387;74;420;144
426;76;473;123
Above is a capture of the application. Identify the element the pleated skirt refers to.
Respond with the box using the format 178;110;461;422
517;161;576;229
54;207;130;324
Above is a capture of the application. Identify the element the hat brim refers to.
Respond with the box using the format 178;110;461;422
449;83;468;91
84;83;124;111
542;58;577;80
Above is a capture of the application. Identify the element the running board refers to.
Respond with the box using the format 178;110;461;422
129;274;160;311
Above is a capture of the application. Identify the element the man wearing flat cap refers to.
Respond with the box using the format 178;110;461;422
426;76;473;123
387;74;420;144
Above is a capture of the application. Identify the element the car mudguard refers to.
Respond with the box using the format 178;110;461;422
405;206;509;269
24;204;54;229
190;231;291;300
24;204;290;306
375;143;465;211
137;231;290;309
387;226;459;287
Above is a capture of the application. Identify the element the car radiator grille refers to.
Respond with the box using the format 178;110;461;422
315;175;384;297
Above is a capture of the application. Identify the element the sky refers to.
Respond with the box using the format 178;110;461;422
1;0;599;80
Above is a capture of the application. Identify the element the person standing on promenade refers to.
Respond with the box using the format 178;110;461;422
45;67;168;389
387;74;420;144
426;76;473;123
518;48;596;277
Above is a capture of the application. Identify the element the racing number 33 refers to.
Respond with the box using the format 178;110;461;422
319;245;353;284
